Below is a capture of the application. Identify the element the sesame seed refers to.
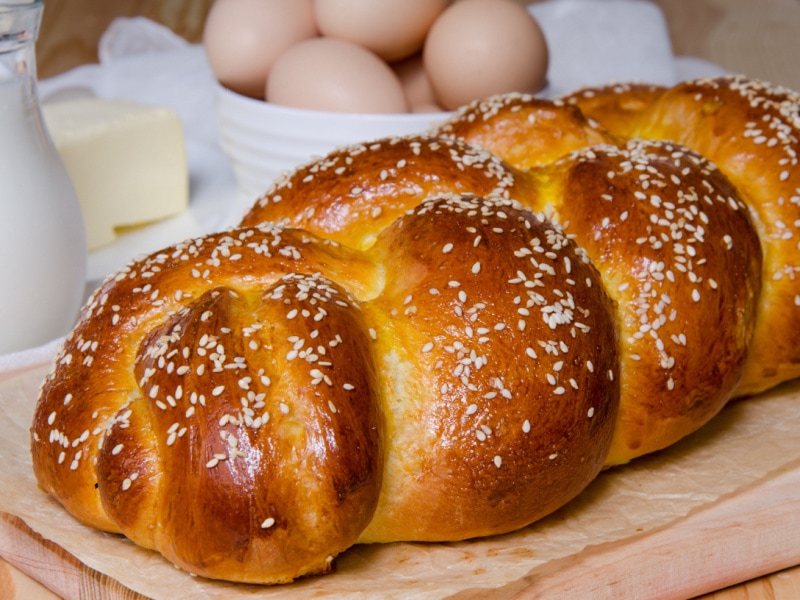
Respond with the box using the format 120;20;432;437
261;517;276;529
493;455;502;468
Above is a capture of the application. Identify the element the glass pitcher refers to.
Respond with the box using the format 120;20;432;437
0;0;87;354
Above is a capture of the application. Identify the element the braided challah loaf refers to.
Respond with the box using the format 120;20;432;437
30;76;800;584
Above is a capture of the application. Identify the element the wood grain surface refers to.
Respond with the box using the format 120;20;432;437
4;552;800;599
36;0;215;79
649;0;800;92
699;565;800;600
15;0;800;598
0;514;145;600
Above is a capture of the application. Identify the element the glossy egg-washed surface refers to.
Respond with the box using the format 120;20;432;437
31;75;800;584
562;76;800;395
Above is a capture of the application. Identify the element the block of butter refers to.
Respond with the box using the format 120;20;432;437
43;98;189;250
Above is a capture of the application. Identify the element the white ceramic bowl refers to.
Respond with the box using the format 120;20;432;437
215;83;453;201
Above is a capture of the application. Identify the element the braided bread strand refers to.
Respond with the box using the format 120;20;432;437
562;76;800;397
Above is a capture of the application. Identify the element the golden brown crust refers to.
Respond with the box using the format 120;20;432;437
422;90;765;464
532;140;761;464
30;75;800;584
31;197;620;582
359;194;618;541
430;93;613;169
562;82;668;139
563;76;800;396
32;224;387;583
241;135;536;250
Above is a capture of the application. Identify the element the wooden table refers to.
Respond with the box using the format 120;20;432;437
5;0;800;597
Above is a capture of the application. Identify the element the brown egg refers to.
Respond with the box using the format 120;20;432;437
203;0;318;99
314;0;451;62
423;0;549;110
393;53;444;113
266;38;410;114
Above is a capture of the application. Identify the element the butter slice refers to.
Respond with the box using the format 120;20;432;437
43;98;189;250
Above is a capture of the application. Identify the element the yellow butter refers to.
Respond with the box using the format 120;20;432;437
43;98;189;250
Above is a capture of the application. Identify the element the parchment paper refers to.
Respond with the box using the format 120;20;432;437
2;361;799;599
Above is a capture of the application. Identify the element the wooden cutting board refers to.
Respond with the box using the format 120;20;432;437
1;460;799;599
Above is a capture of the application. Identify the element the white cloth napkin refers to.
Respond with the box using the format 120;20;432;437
529;0;727;94
0;337;63;380
4;0;728;375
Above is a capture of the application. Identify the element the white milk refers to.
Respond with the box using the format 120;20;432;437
0;75;87;354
